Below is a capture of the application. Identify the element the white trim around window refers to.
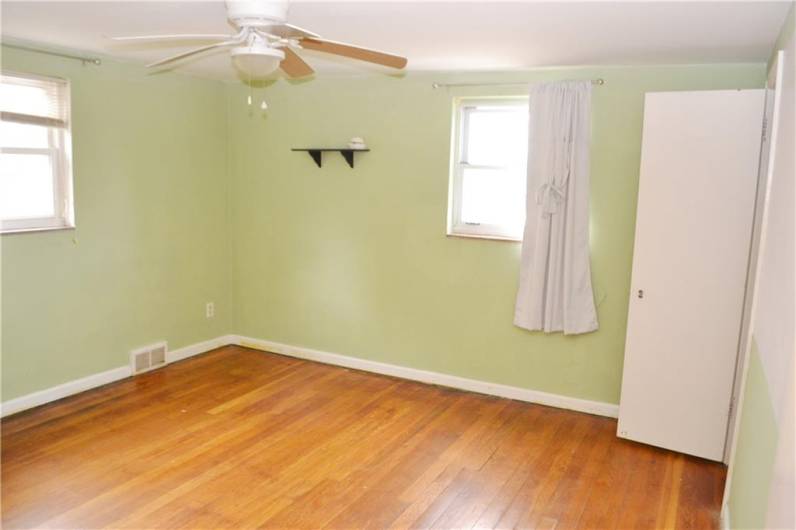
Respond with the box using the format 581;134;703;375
447;96;528;241
1;71;74;234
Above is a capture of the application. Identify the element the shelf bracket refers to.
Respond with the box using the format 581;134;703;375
340;150;355;168
308;149;323;168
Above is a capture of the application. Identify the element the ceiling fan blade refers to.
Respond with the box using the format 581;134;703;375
110;34;233;43
260;23;320;39
299;38;407;69
146;41;237;68
280;48;315;78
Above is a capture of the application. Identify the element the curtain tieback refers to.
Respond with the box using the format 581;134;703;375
536;182;567;215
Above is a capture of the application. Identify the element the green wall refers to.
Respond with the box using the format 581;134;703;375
227;64;766;405
0;49;768;406
0;45;232;400
728;342;779;529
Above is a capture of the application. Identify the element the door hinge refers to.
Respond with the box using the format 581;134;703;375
762;116;768;142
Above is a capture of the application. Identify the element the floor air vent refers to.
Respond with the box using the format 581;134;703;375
130;342;168;374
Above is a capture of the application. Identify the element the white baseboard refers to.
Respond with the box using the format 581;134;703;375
1;335;233;418
1;334;618;420
0;365;132;418
231;335;619;418
166;335;236;363
721;503;731;530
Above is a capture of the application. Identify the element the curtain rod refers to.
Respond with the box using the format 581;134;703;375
2;42;101;66
432;78;604;89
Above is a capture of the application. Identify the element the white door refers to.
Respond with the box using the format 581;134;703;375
618;90;765;462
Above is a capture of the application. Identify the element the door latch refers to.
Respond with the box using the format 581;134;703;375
637;289;644;299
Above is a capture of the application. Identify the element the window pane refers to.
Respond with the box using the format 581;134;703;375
0;153;55;219
460;167;526;233
465;106;528;167
0;121;49;148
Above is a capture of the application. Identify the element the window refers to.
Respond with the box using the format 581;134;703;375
448;98;528;240
1;72;73;233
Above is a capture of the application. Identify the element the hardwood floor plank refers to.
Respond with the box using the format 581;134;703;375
493;415;589;528
1;346;727;530
524;417;616;529
571;432;639;530
468;407;568;530
321;392;481;529
75;372;398;529
261;388;458;529
415;403;536;530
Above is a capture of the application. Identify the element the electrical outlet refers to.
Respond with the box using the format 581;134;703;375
206;302;215;319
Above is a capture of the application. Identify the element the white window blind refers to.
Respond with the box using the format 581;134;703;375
1;71;74;233
0;73;69;128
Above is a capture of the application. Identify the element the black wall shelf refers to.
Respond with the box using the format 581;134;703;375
291;148;370;168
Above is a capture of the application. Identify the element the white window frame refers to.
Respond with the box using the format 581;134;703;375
1;71;74;234
447;96;528;241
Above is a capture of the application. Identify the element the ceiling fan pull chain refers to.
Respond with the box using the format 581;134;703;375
247;68;253;106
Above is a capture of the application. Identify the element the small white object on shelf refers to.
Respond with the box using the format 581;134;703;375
348;137;367;150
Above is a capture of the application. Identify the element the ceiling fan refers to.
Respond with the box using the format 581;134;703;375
110;0;408;79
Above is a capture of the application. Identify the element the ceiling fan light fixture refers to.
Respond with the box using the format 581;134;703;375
231;45;285;78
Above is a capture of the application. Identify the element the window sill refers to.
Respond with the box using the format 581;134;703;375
447;232;522;243
1;225;75;235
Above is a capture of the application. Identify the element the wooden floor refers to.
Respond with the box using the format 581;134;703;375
2;346;726;529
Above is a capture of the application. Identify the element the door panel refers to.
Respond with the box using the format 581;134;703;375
618;90;764;461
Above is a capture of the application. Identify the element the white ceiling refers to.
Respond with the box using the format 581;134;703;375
1;1;792;80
